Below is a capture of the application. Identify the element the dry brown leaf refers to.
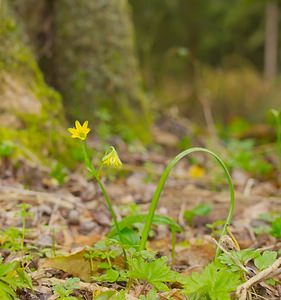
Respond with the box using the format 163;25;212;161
40;250;94;281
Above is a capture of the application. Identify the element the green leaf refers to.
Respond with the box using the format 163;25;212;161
108;214;182;238
111;291;126;300
0;259;32;300
184;203;212;225
139;290;159;300
0;141;14;157
111;227;140;247
127;256;181;291
271;217;281;238
265;278;276;286
183;261;241;300
254;251;277;270
219;249;260;272
95;291;115;300
193;203;212;216
93;269;120;283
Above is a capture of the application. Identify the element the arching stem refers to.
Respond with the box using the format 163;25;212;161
140;147;235;258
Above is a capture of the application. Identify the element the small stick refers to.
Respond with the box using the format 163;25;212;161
236;257;281;300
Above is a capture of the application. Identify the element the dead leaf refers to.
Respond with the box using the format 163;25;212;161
40;250;94;281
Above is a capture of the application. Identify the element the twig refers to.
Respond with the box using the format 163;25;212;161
211;238;249;274
236;257;281;300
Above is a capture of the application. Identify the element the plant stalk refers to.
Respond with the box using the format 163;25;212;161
81;142;128;263
140;147;235;258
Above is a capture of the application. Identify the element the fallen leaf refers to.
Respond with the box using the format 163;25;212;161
40;250;94;281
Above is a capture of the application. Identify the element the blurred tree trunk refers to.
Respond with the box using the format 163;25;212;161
12;0;151;141
264;1;279;80
0;0;71;164
52;0;150;140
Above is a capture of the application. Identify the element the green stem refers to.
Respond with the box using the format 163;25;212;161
82;142;119;232
140;147;235;258
52;228;56;257
90;256;94;273
276;118;281;174
81;142;128;263
171;228;176;264
21;218;26;251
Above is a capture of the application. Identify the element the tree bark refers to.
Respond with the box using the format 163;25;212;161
264;1;279;80
10;0;150;141
51;0;150;140
0;0;70;163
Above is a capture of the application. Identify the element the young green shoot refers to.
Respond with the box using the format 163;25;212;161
16;203;32;252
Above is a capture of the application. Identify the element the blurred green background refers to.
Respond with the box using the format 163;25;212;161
0;0;281;161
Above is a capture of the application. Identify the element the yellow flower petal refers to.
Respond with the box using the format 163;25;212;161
75;120;82;130
82;121;89;128
68;128;76;134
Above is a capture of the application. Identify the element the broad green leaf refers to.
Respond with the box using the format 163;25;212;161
183;261;241;300
111;227;140;247
219;249;260;272
254;251;277;270
127;256;181;291
94;269;120;283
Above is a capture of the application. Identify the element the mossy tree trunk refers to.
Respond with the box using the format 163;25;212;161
0;0;72;164
52;0;150;141
12;0;151;142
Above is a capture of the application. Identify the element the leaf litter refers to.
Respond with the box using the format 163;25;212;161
0;123;281;299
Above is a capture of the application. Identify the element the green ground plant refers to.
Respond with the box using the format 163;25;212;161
68;121;235;258
0;227;22;251
270;109;281;179
65;120;242;298
0;257;32;300
0;119;280;299
225;139;272;177
0;141;14;157
16;203;32;251
184;203;212;226
52;277;81;300
253;212;281;239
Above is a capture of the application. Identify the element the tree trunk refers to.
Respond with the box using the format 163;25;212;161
51;0;150;141
11;0;150;141
0;0;70;164
264;1;279;80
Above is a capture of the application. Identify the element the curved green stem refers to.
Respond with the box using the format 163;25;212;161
140;147;235;258
81;142;126;261
274;116;281;175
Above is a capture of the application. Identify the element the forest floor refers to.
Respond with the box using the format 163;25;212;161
1;119;281;300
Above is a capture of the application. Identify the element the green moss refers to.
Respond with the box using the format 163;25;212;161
0;1;76;167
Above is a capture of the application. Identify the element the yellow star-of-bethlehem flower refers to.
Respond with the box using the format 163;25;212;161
101;146;122;168
68;120;91;140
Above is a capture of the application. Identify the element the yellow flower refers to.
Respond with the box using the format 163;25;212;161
102;146;122;168
188;165;205;179
68;120;90;140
